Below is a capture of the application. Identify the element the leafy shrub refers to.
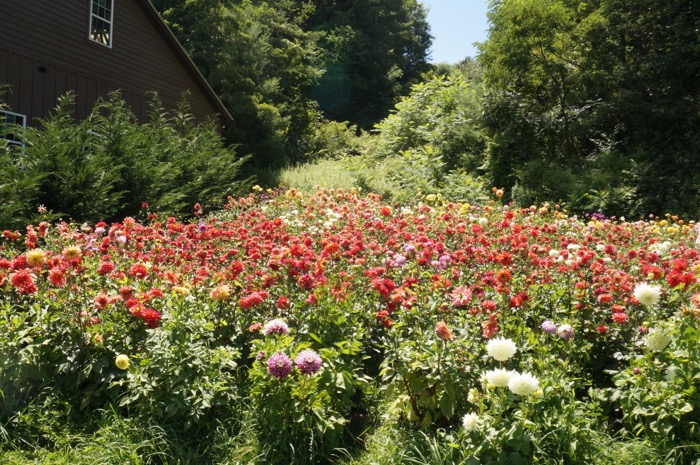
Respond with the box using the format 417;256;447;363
611;307;700;462
372;75;486;173
117;300;240;428
352;75;490;203
4;91;250;227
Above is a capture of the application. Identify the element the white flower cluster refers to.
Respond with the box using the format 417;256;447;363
649;241;673;256
483;368;540;396
481;338;541;398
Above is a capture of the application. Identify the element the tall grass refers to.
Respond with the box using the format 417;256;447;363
279;159;358;192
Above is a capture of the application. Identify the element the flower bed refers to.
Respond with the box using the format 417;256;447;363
1;188;698;463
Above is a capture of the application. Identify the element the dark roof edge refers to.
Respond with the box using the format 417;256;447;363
138;0;233;122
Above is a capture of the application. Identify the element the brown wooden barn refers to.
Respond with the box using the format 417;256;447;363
0;0;231;144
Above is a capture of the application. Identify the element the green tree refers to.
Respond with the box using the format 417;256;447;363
589;0;700;216
356;74;488;203
479;0;700;217
307;0;433;129
153;0;324;167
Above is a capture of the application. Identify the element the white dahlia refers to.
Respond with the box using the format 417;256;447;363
508;371;540;396
462;413;480;432
486;337;517;362
633;282;662;306
484;368;514;387
645;328;672;352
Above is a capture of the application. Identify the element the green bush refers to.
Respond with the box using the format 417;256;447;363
351;75;489;203
1;91;250;228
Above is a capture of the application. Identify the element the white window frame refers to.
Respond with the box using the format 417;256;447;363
89;0;114;48
1;109;26;149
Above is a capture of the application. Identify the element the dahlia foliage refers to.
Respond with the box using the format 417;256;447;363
1;187;699;461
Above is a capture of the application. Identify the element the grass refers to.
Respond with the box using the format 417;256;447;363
245;156;399;198
0;378;680;465
278;159;359;192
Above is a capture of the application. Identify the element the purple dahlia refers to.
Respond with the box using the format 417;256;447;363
267;352;293;379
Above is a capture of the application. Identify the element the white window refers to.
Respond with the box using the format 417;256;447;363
90;0;114;47
1;110;26;148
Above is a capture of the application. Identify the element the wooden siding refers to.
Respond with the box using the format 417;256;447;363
0;0;224;125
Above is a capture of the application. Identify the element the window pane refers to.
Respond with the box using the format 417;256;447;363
90;0;112;46
1;111;26;145
92;0;112;20
91;17;110;45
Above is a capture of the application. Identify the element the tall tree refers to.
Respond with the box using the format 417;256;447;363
307;0;433;129
589;0;700;216
152;0;324;166
479;0;700;217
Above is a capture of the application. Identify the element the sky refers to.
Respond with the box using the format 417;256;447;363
422;0;490;64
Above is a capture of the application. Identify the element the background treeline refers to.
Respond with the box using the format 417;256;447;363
150;0;698;218
479;0;700;218
3;0;698;223
150;0;432;167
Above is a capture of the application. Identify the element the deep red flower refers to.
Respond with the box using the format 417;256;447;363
139;308;162;328
94;293;110;309
371;278;396;298
611;304;625;314
129;263;148;279
119;286;134;300
297;273;316;290
276;296;290;310
239;290;268;309
482;299;497;313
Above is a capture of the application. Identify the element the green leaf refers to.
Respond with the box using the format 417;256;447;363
439;392;455;418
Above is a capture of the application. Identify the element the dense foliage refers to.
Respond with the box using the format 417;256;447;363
355;72;488;203
305;0;433;128
150;0;433;165
1;187;698;464
479;0;700;217
0;93;249;228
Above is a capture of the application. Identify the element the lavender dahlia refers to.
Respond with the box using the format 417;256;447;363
267;352;293;379
294;349;323;375
557;324;575;341
541;320;557;334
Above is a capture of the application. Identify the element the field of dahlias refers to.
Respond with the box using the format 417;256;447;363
1;187;699;465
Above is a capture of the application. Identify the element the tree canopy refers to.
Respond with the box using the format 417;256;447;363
151;0;433;165
479;0;700;216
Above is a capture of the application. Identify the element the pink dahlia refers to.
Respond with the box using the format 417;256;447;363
295;349;322;375
262;318;289;336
